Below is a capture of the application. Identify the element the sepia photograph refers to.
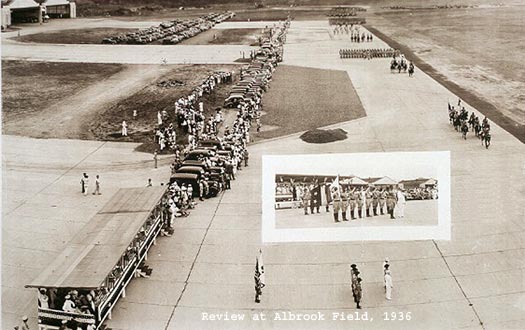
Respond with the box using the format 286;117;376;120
1;0;523;329
262;152;450;242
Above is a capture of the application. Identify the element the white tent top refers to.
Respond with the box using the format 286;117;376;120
373;176;398;185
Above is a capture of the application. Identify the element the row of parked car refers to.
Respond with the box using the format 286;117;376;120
170;139;234;198
223;30;287;108
102;12;235;45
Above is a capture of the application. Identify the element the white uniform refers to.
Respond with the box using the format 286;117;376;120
385;273;393;300
396;190;406;218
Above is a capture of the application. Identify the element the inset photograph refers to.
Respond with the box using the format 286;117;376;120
262;152;450;242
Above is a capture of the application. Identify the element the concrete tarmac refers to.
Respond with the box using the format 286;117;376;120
2;19;524;330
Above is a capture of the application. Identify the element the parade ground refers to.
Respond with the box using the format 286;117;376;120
2;10;525;330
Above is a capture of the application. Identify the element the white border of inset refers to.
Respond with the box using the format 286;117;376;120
262;151;451;242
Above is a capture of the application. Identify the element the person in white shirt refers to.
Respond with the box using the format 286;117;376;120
121;121;128;136
62;295;76;313
385;270;393;300
396;188;406;218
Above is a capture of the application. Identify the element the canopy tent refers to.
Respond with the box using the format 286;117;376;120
26;186;167;290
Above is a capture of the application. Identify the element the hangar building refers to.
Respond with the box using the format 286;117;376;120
1;0;76;29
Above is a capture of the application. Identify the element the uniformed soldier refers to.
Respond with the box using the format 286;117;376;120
350;264;359;304
356;187;364;218
331;185;342;222
386;188;397;219
355;278;363;309
348;188;357;220
341;187;349;221
372;188;380;216
365;188;373;217
379;188;387;215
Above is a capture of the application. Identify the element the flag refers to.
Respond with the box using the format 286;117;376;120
257;249;266;287
330;174;340;191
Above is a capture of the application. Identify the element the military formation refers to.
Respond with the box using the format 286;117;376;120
448;99;492;148
329;185;399;222
339;48;395;59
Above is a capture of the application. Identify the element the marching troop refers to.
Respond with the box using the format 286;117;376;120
448;98;492;148
340;48;395;59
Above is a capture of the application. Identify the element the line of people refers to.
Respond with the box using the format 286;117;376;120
448;98;491;148
329;186;405;222
340;48;395;59
158;21;291;237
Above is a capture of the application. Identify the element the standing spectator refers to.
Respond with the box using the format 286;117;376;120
80;173;87;194
133;110;138;120
244;150;249;167
92;175;101;195
83;175;89;196
154;151;158;169
38;288;49;309
302;187;311;215
121;120;128;136
147;178;152;187
385;270;393;300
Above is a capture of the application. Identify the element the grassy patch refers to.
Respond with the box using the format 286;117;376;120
1;60;123;122
255;65;366;141
13;28;138;44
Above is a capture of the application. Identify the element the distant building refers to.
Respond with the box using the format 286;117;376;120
398;178;437;190
1;0;76;28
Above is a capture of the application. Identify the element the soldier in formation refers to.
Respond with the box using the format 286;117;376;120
448;101;492;148
340;48;395;59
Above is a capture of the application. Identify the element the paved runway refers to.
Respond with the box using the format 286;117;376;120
2;19;524;330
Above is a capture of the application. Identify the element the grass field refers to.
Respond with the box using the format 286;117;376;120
87;64;237;153
255;65;366;141
1;61;123;123
13;27;264;46
14;28;138;44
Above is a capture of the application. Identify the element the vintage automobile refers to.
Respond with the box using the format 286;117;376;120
170;173;200;196
185;149;215;161
224;94;246;108
176;166;206;179
181;159;208;167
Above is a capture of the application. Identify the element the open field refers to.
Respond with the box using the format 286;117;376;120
1;60;123;123
88;64;237;153
255;65;366;141
13;27;137;44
